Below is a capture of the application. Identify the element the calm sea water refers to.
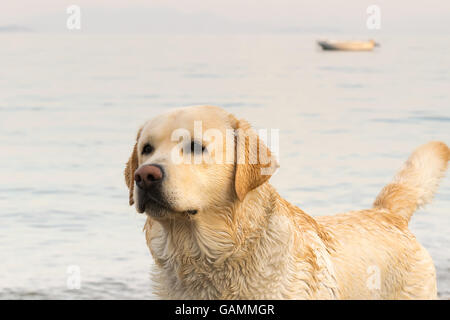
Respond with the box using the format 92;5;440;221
0;34;449;299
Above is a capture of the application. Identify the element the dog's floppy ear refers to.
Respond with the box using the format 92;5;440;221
124;128;142;206
234;119;279;201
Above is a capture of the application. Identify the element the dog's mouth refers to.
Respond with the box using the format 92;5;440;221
140;198;170;217
137;191;198;218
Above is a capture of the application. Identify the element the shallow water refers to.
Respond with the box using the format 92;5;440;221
0;34;449;299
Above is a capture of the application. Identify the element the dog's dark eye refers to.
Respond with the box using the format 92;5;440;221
190;141;206;154
142;143;154;155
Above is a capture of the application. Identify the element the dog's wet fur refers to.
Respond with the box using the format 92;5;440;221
125;105;449;299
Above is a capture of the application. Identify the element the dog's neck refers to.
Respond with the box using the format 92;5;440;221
148;183;277;261
145;183;331;298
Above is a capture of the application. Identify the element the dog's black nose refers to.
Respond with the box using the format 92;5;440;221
134;165;164;189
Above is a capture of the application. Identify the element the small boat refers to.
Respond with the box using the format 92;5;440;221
317;40;378;51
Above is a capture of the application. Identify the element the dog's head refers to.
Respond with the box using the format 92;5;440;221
124;105;278;219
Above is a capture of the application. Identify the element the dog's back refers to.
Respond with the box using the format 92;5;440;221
317;141;449;299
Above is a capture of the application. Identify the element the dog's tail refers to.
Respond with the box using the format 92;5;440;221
373;141;449;222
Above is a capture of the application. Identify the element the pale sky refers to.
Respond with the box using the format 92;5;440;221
1;0;449;34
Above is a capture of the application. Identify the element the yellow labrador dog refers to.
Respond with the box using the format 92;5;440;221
124;105;449;299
